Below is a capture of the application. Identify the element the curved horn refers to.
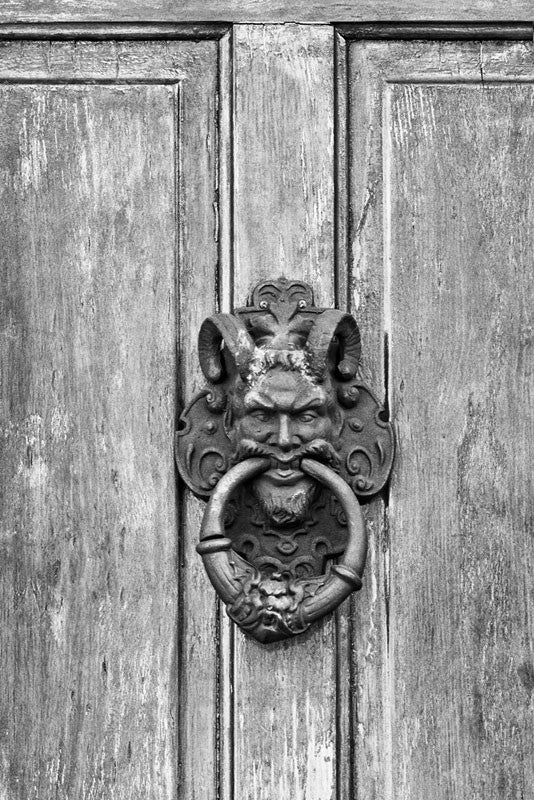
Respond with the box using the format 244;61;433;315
306;309;361;381
198;313;255;384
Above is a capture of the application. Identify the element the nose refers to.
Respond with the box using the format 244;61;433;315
275;414;292;451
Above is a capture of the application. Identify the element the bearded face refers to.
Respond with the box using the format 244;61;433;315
228;365;342;524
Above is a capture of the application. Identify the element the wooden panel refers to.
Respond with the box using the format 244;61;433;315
231;24;344;800
0;39;221;800
349;39;534;799
0;1;533;24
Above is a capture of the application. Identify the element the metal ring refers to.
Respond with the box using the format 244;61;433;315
196;457;367;639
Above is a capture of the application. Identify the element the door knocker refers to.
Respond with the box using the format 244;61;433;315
176;278;394;643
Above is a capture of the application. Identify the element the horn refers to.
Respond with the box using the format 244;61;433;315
198;314;255;384
306;309;361;381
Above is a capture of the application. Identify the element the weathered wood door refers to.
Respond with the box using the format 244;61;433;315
0;8;533;800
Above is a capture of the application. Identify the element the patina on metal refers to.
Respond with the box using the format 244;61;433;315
175;278;394;643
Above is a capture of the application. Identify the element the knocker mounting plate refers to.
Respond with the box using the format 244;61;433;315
176;278;394;643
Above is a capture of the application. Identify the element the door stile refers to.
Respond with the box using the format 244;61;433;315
230;23;344;800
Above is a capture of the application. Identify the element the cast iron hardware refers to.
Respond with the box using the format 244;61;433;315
176;278;394;643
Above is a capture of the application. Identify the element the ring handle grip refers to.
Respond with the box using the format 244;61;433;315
197;457;367;643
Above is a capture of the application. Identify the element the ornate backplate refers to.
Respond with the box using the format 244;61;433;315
176;278;394;642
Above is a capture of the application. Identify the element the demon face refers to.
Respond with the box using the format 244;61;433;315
227;359;342;524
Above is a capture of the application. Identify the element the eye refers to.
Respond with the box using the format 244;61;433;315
297;412;318;423
248;409;271;423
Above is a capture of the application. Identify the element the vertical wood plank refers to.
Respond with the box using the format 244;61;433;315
0;39;221;800
232;23;342;800
349;39;534;800
234;24;334;292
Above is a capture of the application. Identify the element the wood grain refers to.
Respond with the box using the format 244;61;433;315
176;39;222;800
349;39;534;799
345;33;391;800
0;39;221;800
0;0;533;24
3;22;533;800
232;24;343;800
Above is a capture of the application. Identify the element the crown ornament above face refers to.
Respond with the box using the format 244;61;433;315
176;278;394;643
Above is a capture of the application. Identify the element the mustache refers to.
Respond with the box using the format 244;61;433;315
231;438;341;470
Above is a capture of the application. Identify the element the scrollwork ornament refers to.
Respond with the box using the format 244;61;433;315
175;278;395;643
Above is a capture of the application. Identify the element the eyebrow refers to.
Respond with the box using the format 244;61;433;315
291;396;325;412
244;392;275;410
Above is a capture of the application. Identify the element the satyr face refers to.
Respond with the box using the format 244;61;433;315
228;366;341;524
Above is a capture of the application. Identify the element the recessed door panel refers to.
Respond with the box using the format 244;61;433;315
348;38;534;799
